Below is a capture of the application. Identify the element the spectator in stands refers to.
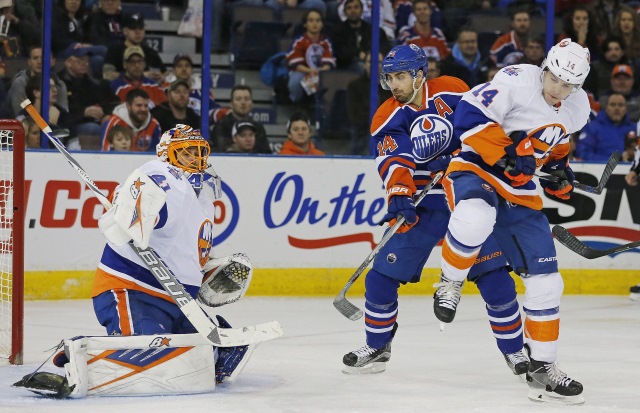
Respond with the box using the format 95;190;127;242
285;9;335;105
330;0;391;71
611;6;640;68
439;26;486;88
600;64;640;122
21;117;41;148
347;51;392;155
227;121;257;153
84;0;127;47
210;85;271;154
576;93;635;161
7;47;69;117
100;88;161;152
151;79;201;133
337;0;396;42
110;46;166;107
163;53;227;124
397;0;449;61
105;124;132;151
19;74;77;149
58;43;119;148
279;112;325;155
486;64;501;82
557;5;601;61
622;130;637;162
0;0;40;57
593;0;622;39
490;8;530;67
103;13;165;84
584;36;629;100
265;0;327;19
425;56;440;79
521;35;545;66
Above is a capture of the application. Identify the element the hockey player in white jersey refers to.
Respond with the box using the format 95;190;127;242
433;39;591;404
14;124;257;398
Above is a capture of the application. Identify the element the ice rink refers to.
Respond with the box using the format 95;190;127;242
0;295;638;413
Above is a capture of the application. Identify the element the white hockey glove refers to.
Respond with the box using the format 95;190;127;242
197;253;253;307
97;169;167;249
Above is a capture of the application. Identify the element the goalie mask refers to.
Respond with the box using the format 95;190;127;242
157;124;211;190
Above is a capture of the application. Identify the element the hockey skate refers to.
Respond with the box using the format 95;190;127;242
630;284;640;301
215;315;256;384
342;323;397;374
433;274;464;323
503;348;529;376
526;358;584;405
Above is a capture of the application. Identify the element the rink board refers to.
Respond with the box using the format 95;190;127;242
19;151;640;299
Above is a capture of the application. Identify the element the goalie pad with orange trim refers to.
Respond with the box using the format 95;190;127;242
59;334;216;398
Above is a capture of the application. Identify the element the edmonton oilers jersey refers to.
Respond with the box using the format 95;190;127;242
370;76;469;210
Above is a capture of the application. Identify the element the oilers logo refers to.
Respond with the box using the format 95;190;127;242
409;114;453;161
198;219;215;267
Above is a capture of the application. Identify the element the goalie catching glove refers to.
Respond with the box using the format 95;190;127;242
98;169;167;249
198;253;253;307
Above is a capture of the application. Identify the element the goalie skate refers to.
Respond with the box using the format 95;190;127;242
433;275;463;323
342;323;397;375
526;358;584;405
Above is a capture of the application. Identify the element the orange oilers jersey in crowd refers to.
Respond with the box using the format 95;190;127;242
92;159;216;302
285;34;336;70
397;26;450;61
490;31;524;67
371;76;469;210
448;64;591;210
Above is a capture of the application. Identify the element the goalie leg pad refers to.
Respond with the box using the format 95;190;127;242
214;315;256;384
198;253;253;307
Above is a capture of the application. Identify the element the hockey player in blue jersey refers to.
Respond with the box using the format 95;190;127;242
342;44;529;376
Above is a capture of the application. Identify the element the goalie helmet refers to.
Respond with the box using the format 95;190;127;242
380;44;428;90
156;124;210;174
541;39;591;89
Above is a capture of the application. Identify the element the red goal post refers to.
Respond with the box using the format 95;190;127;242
0;119;24;365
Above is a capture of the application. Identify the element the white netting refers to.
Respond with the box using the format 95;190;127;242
0;127;15;362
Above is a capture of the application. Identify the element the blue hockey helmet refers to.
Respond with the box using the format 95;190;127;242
381;44;429;79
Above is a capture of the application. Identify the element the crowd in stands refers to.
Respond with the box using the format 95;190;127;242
1;0;639;161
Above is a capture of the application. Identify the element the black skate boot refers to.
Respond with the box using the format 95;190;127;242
526;358;584;405
503;348;529;375
630;284;640;301
342;323;398;374
433;274;464;323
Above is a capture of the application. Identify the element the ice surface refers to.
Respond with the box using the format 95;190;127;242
0;296;638;413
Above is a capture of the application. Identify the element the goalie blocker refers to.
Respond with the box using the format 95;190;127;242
14;331;256;398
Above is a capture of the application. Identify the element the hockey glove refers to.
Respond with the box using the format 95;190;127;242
425;154;453;177
540;158;575;200
380;186;418;234
503;137;536;187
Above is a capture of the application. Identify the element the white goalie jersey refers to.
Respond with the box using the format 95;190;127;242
94;159;216;300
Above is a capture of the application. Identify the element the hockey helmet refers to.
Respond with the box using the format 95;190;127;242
541;39;591;89
156;124;210;174
380;44;428;90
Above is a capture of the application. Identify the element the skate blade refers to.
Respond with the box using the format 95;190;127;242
630;293;640;302
342;362;387;375
527;389;585;405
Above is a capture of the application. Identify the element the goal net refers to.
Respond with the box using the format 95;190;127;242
0;119;24;365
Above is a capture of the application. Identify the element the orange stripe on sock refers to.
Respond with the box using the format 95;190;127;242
524;317;559;342
365;315;397;326
442;240;479;270
492;318;522;332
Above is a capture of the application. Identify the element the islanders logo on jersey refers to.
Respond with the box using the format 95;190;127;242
409;114;453;161
198;219;215;267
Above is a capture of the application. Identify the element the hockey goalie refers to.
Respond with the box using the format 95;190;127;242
14;125;264;398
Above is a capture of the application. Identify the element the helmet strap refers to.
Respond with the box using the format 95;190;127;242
409;76;425;107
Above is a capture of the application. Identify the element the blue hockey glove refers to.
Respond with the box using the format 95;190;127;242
540;158;575;200
503;137;536;186
425;154;453;173
379;188;418;234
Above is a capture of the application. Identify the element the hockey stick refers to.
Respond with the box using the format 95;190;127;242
535;151;620;195
21;99;283;347
552;225;640;259
333;172;444;321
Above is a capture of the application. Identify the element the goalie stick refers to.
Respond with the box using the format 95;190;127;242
22;99;283;347
333;172;444;321
552;225;640;259
535;151;620;195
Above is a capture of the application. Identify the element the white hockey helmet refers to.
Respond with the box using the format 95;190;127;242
541;39;591;89
156;124;210;174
